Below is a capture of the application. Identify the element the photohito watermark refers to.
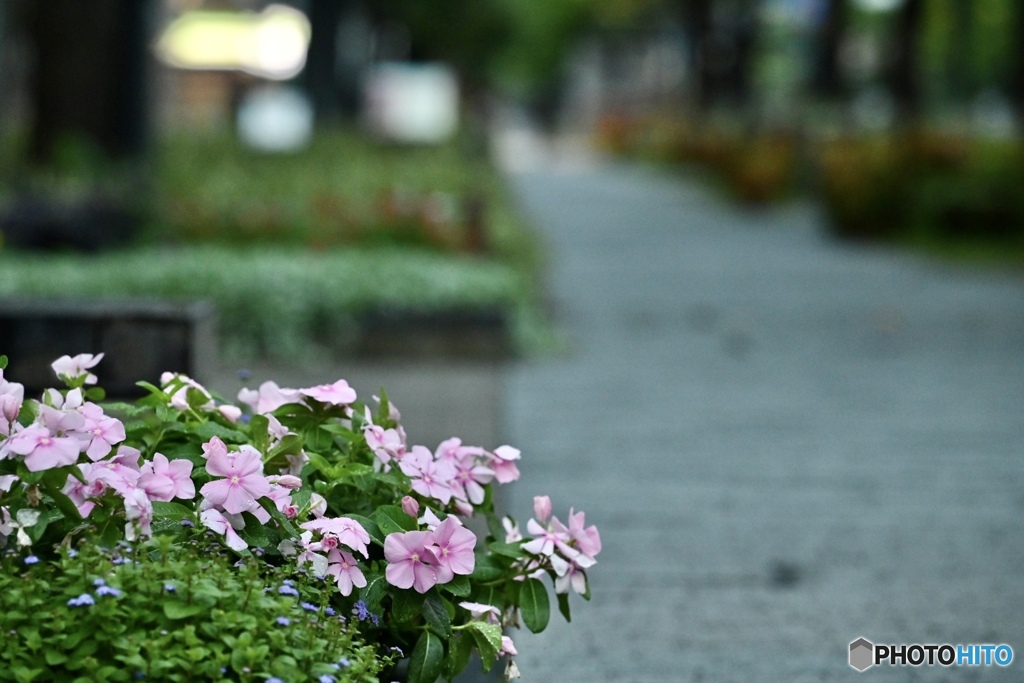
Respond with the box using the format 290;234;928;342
849;637;1013;672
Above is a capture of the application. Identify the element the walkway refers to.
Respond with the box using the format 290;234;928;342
500;160;1024;681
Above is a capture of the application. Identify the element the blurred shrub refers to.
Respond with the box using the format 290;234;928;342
818;133;1024;248
719;134;797;205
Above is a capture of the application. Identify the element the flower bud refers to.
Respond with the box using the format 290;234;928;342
533;495;552;523
401;496;419;518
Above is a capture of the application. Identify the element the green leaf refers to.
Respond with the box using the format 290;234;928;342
469;554;506;582
464;621;502;671
268;433;303;460
248;414;270;454
372;505;416;536
486;513;506;542
360;571;388;613
257;496;298;538
0;355;7;370
557;591;572;622
84;386;106;401
407;630;444;683
487;541;525;559
194;422;247;443
163;602;206;620
152;501;194;522
440;574;471;597
422;591;452;637
519;578;550;633
443;631;473;680
136;380;169;400
390;589;424;623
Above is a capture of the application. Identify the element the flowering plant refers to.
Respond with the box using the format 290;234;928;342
0;353;600;682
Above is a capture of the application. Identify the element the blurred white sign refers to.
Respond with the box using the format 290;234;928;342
237;85;314;152
363;63;459;144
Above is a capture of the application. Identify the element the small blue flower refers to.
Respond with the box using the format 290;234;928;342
180;519;195;528
390;646;404;657
237;368;252;381
300;601;317;612
337;657;351;668
353;600;370;620
96;585;122;598
93;578;107;587
67;593;95;607
24;555;39;565
275;616;291;626
164;583;176;592
324;607;336;617
318;676;336;683
277;584;300;597
112;557;132;565
67;549;78;558
266;678;285;683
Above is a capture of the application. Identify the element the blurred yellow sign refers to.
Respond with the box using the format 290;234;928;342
155;4;310;81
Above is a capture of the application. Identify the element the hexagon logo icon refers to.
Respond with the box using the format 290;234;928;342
850;637;874;671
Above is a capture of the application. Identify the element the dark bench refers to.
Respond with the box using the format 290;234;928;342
0;299;216;398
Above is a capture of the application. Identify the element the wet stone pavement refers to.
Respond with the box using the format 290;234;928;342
499;163;1024;682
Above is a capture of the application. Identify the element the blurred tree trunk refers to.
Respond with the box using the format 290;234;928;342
26;0;152;165
1011;1;1024;129
811;0;847;99
680;0;716;111
888;0;924;126
305;0;365;123
945;0;972;102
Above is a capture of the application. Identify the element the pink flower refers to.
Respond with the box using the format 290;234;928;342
384;530;439;594
364;422;405;466
200;509;248;551
562;508;601;561
301;517;370;557
489;445;521;484
0;394;20;437
63;464;105;517
51;353;104;385
522;517;573;559
81;416;126;461
139;453;195;502
3;426;80;471
326;548;367;596
124;488;153;541
237;381;302;414
200;444;271;515
500;636;518;657
450;454;494;506
299;379;356;406
217;405;242;423
429;517;476;581
0;371;23;437
399;446;454;505
554;562;589;595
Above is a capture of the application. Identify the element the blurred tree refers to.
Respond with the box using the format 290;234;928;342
676;0;758;112
22;0;153;166
811;0;849;99
945;0;972;101
888;0;924;125
1012;1;1024;128
368;0;515;90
